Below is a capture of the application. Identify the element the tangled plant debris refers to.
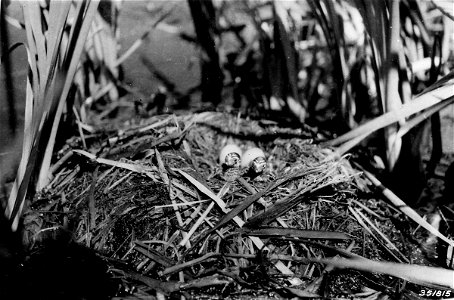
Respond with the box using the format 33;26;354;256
19;112;453;299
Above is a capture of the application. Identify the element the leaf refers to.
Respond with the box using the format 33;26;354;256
354;0;389;121
383;0;404;170
273;1;305;121
43;1;71;94
326;71;454;148
240;227;350;240
134;241;175;268
115;4;174;67
357;164;454;247
177;169;294;275
161;252;219;276
431;0;454;21
37;0;100;190
245;164;342;227
0;42;23;64
21;2;40;109
73;149;157;174
5;44;35;230
315;256;454;288
24;1;47;102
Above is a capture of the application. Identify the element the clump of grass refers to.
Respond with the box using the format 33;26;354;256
22;112;454;297
2;1;125;232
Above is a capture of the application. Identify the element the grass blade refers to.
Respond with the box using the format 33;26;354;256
37;0;100;190
177;169;293;275
356;163;454;247
383;0;404;170
326;72;454;147
5;46;35;230
241;227;349;240
315;256;454;288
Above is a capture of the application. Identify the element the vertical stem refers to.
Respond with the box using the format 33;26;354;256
87;166;99;246
384;0;403;171
273;1;305;121
187;0;223;106
427;34;443;176
0;1;17;135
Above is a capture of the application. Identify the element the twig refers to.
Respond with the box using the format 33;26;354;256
87;165;99;246
430;0;454;21
355;163;454;247
134;241;175;268
239;227;350;240
354;207;409;262
161;252;220;276
349;206;404;262
49;150;74;176
177;169;294;275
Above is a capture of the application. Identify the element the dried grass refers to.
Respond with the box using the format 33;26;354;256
21;112;452;299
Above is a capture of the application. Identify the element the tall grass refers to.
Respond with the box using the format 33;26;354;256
2;1;107;231
257;0;453;171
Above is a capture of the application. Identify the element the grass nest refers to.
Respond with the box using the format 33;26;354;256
20;112;451;299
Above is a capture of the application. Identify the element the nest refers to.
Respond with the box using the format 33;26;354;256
22;112;443;299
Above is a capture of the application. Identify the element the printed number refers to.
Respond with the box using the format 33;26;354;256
419;289;452;298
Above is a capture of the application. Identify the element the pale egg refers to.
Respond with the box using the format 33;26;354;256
241;147;266;173
219;144;242;167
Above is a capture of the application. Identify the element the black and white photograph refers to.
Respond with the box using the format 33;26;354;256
0;0;453;299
